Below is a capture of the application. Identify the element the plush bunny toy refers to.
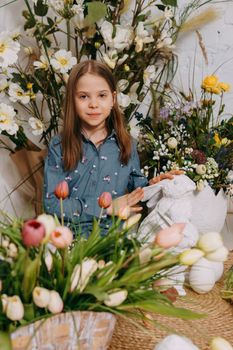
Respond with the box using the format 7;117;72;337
138;175;199;251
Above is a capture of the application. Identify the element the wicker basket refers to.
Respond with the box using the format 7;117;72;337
11;311;116;350
109;254;233;350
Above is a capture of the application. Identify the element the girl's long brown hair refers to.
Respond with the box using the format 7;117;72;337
62;60;132;171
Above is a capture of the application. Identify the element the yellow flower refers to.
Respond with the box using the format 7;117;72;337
201;75;218;90
214;132;221;146
218;82;230;92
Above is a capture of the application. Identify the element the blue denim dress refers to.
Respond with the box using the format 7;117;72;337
43;131;148;234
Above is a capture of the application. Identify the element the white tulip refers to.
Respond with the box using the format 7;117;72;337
1;294;8;312
6;295;24;321
180;249;204;266
45;250;53;272
154;334;200;350
33;286;50;308
196;180;205;191
196;164;207;175
198;232;223;253
70;258;98;292
139;246;152;265
47;291;63;314
123;214;142;230
210;337;233;350
104;289;128;307
206;246;229;262
167;137;178;149
8;242;18;258
37;214;57;240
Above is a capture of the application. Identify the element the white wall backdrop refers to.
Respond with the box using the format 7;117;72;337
0;0;232;240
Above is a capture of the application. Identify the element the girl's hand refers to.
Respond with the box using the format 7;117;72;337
149;170;184;185
106;187;144;216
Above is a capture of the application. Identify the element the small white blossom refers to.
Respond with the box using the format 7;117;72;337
33;55;49;70
9;83;31;104
100;21;133;52
29;117;44;136
0;102;18;135
0;32;20;68
143;65;156;86
134;22;154;53
50;49;77;74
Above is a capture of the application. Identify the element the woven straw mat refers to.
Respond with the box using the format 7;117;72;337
109;253;233;350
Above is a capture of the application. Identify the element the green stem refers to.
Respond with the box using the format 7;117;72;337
98;207;104;225
60;198;64;226
66;19;71;51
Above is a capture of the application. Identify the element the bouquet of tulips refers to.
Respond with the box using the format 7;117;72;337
0;180;205;349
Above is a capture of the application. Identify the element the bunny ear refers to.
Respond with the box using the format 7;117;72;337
142;183;163;204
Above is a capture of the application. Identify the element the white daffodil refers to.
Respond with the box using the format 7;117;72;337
8;83;31;104
48;290;63;314
0;32;20;68
180;248;204;266
117;92;131;108
117;54;128;66
72;2;85;29
50;49;77;74
33;286;51;308
134;22;154;53
210;337;233;350
102;49;118;69
157;30;174;49
128;82;140;104
33;55;50;70
28;117;44;136
198;232;223;253
104;289;128;307
70;258;98;292
100;21;133;52
0;102;19;135
143;65;156;87
117;79;129;92
0;77;8;97
6;295;24;321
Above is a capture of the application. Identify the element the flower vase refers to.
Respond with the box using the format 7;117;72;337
10;148;47;216
190;185;228;234
11;311;116;350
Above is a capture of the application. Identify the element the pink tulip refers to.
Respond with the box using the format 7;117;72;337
155;223;185;248
54;181;69;200
22;219;46;247
98;192;112;209
50;226;73;248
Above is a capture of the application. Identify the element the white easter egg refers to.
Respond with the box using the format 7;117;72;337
189;257;216;294
207;260;224;281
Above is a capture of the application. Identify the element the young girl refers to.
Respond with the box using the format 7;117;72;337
43;60;176;231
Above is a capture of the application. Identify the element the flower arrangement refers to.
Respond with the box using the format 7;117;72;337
137;75;233;196
0;182;204;348
0;0;218;152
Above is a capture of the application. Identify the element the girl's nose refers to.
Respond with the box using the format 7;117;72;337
89;98;98;108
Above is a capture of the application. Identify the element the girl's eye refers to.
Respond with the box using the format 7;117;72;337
79;95;87;99
99;94;107;98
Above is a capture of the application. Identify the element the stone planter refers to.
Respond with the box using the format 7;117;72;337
11;311;116;350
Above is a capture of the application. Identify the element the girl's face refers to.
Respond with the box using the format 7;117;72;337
75;73;115;131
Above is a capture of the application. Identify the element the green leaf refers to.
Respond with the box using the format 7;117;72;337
0;331;12;350
84;2;107;27
118;300;205;320
22;256;40;303
161;0;177;7
34;0;48;16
